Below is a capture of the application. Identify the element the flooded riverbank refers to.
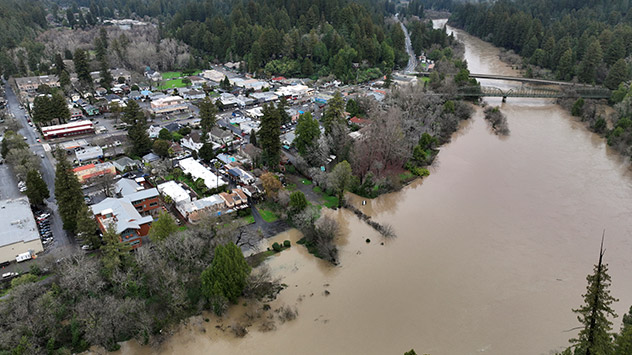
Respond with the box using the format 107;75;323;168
114;20;632;355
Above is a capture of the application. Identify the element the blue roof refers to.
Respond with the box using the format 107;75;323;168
141;90;152;96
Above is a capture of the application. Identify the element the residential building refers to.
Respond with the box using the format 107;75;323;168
181;88;206;100
142;152;160;163
202;69;227;82
219;189;248;210
42;120;94;139
210;127;233;144
70;108;84;121
112;156;141;172
115;178;143;196
157;181;191;205
91;198;153;249
14;75;60;94
73;162;116;183
180;131;204;152
227;167;256;185
178;157;227;190
176;194;225;224
126;188;161;216
150;96;188;115
0;197;43;264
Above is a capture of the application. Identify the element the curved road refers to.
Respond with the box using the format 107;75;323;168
397;17;417;73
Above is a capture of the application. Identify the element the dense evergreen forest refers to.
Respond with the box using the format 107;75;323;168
0;0;422;82
430;0;632;89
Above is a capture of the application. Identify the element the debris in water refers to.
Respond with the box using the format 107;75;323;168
366;238;371;243
323;290;330;296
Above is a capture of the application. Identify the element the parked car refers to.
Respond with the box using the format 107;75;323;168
2;272;18;279
81;245;92;251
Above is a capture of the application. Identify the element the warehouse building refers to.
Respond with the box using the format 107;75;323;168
0;197;43;264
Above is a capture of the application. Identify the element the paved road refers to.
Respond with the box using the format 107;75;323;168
397;17;418;73
3;80;74;252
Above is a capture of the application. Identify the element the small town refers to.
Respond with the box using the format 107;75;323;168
1;0;632;354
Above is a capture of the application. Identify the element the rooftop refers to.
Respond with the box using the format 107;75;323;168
0;197;41;247
157;181;191;205
91;197;153;234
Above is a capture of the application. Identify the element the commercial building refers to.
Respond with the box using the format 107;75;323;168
42;120;94;140
178;157;227;190
0;197;43;264
150;96;188;115
73;162;116;183
75;146;104;163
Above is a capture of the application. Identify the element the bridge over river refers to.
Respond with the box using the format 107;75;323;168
457;86;612;101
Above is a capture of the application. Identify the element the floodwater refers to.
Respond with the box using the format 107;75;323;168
116;20;632;355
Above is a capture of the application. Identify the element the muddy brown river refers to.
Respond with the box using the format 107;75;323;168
114;21;632;355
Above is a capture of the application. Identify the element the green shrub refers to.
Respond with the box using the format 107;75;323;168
411;167;430;177
283;240;291;248
272;242;282;252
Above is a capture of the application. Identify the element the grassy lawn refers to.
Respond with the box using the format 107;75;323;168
301;179;312;185
312;186;339;208
258;209;279;222
162;70;203;80
419;76;430;83
157;79;187;89
242;214;255;224
178;226;188;231
285;183;297;191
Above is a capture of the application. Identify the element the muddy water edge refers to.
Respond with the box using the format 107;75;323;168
113;20;632;355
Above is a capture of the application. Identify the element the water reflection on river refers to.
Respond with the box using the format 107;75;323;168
116;20;632;355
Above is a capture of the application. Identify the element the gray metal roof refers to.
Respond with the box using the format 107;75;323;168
91;197;153;234
125;188;159;203
0;197;41;247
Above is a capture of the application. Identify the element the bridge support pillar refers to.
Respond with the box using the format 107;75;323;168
502;96;507;103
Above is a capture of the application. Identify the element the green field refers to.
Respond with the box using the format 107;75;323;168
157;79;187;90
161;70;203;80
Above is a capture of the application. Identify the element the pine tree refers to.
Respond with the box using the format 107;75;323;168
54;53;65;75
123;100;151;157
201;242;251;315
322;91;345;134
295;112;320;155
277;96;291;125
199;97;217;135
54;149;84;233
614;307;632;355
25;169;49;206
569;234;618;355
100;222;130;275
75;202;100;248
604;59;629;90
73;49;91;86
259;103;281;168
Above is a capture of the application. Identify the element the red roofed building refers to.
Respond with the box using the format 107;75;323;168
41;120;94;139
349;116;370;126
73;162;116;183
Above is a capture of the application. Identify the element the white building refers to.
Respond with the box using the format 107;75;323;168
0;197;43;264
178;157;227;189
157;181;191;205
275;84;312;99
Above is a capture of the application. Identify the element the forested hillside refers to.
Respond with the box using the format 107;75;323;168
1;0;411;82
445;0;632;88
165;0;407;80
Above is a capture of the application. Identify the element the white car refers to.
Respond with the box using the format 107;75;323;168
81;245;92;251
2;272;18;279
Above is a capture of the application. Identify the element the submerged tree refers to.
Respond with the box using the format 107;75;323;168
201;242;251;315
569;234;618;355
